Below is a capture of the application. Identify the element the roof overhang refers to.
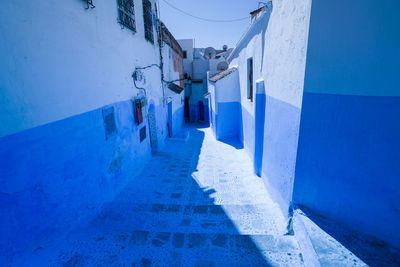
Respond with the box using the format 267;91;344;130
208;67;237;83
168;83;184;94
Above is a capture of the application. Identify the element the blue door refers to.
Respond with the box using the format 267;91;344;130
254;80;266;177
198;101;205;121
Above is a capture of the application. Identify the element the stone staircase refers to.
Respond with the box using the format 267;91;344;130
16;127;304;266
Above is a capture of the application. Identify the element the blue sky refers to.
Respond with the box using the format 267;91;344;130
158;0;261;49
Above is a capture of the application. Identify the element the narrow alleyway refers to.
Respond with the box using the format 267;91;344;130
20;126;304;266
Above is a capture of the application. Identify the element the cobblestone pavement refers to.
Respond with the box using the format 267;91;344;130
21;126;305;266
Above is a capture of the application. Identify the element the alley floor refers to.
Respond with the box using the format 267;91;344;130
18;126;306;266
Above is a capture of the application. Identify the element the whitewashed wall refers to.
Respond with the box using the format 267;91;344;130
0;0;162;138
162;44;184;137
228;0;312;216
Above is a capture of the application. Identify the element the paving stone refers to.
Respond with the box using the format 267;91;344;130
172;233;185;248
170;193;182;199
131;231;150;246
193;205;208;214
187;233;208;248
19;127;304;267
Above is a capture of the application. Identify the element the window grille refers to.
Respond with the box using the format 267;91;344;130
118;0;136;32
142;0;154;43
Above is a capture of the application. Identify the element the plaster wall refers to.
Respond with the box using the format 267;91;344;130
177;39;194;61
162;45;185;137
0;100;153;263
228;0;311;215
209;58;228;77
0;0;162;138
293;0;400;248
207;80;217;136
209;70;241;140
193;59;209;80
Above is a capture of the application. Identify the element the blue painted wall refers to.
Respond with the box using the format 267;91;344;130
189;103;210;125
294;94;400;247
0;100;152;263
215;102;242;141
227;1;311;217
208;69;242;142
172;105;185;138
260;96;301;213
293;0;400;249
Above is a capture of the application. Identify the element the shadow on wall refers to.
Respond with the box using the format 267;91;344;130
300;208;400;267
218;136;244;150
7;127;279;266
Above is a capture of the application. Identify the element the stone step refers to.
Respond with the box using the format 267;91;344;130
48;231;303;267
88;203;282;235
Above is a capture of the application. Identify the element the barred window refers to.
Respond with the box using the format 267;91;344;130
142;0;154;43
118;0;136;32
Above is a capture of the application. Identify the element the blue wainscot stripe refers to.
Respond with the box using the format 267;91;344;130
238;95;301;215
171;105;185;137
293;92;400;249
215;102;242;141
0;100;152;263
260;95;301;215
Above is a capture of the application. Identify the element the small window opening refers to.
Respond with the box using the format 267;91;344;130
142;0;154;43
117;0;136;32
140;126;146;142
247;57;253;102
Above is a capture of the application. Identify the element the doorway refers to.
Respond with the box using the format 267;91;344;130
184;97;190;122
198;101;205;121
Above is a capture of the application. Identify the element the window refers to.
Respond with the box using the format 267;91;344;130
183;50;187;59
133;99;143;125
118;0;136;32
142;0;154;43
247;57;253;102
140;126;146;142
102;107;117;140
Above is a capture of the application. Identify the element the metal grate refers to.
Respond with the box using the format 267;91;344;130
118;0;136;32
102;107;117;139
142;0;154;43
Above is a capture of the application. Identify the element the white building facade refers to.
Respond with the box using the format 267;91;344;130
207;1;312;217
178;39;231;124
